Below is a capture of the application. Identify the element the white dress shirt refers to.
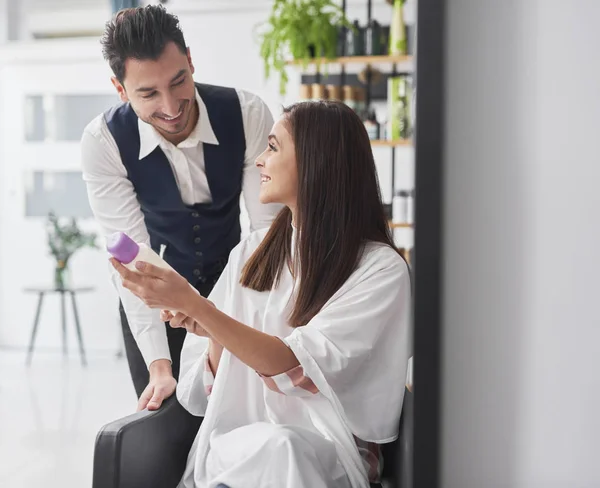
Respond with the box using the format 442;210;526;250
81;88;282;368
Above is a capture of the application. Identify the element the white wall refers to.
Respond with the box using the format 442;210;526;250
0;0;414;351
441;1;600;487
0;40;122;353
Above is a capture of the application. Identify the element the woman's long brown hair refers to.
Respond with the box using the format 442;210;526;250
240;100;401;327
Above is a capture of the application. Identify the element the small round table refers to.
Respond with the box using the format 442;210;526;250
24;286;94;366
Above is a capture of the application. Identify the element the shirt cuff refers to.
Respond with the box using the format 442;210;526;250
136;327;172;368
258;363;319;397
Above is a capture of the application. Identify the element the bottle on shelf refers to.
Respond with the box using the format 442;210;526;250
336;25;346;57
399;77;413;138
355;86;366;117
326;84;342;101
380;118;388;140
311;84;327;101
387;75;412;140
364;19;383;56
389;0;407;55
380;25;391;55
364;110;380;140
299;84;312;101
342;85;358;112
346;20;364;56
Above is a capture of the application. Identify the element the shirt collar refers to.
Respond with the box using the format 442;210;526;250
137;88;219;159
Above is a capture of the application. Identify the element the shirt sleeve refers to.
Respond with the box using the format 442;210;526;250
258;338;319;397
237;89;284;231
80;116;171;367
176;246;234;416
202;353;215;399
284;248;412;442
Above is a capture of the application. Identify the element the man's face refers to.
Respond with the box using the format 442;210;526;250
112;41;197;141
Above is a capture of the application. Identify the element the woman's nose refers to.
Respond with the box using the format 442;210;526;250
255;150;266;168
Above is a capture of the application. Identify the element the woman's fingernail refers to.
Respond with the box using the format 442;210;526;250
135;261;145;270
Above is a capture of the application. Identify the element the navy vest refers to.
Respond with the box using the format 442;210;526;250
104;83;246;285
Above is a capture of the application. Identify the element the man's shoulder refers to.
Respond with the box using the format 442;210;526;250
83;102;131;138
195;83;269;116
234;88;269;112
83;112;108;139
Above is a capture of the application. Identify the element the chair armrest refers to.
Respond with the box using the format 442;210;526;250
92;395;203;488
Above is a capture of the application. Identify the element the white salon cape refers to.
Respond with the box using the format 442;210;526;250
176;227;411;488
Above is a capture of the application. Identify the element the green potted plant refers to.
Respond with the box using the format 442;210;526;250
257;0;353;95
47;212;98;289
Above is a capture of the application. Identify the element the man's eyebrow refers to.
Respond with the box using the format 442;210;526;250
135;69;187;93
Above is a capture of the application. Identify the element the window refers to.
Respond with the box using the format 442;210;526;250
25;171;93;218
24;94;118;142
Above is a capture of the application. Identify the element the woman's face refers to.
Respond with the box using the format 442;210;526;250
255;117;298;210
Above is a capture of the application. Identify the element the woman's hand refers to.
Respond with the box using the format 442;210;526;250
110;258;197;316
160;310;211;338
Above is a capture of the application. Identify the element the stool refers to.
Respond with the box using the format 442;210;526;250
24;286;93;366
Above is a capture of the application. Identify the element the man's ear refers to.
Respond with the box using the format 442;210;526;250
187;47;195;75
111;77;129;103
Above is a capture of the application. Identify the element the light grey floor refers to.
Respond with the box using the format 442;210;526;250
0;349;396;488
0;349;137;488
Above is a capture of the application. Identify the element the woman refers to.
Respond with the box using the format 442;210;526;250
111;100;412;488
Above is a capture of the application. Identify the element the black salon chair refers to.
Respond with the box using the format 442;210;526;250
92;388;413;488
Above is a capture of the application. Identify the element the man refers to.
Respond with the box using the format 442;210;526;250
81;5;281;411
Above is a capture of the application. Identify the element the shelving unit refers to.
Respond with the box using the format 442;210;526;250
287;0;415;242
286;54;413;66
371;139;412;147
389;222;413;229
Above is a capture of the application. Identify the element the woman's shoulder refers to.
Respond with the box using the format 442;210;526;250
359;241;409;275
229;227;271;264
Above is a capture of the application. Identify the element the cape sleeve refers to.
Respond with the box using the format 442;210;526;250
284;247;412;442
176;257;233;416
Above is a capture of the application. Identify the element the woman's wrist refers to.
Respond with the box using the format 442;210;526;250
209;338;223;352
182;284;208;318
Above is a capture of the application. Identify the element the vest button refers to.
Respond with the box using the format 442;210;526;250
193;224;200;232
193;269;201;277
191;212;199;218
194;237;201;244
195;251;203;258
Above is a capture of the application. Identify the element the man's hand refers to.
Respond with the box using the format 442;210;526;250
161;309;212;337
138;359;177;412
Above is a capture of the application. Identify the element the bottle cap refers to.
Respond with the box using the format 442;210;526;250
106;232;139;264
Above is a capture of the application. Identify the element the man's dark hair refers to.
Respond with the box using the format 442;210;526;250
101;5;187;83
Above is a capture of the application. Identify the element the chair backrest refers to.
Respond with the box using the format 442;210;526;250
92;395;202;488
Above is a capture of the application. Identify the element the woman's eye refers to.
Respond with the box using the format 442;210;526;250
268;143;276;152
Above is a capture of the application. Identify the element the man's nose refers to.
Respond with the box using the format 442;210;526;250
162;96;180;117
